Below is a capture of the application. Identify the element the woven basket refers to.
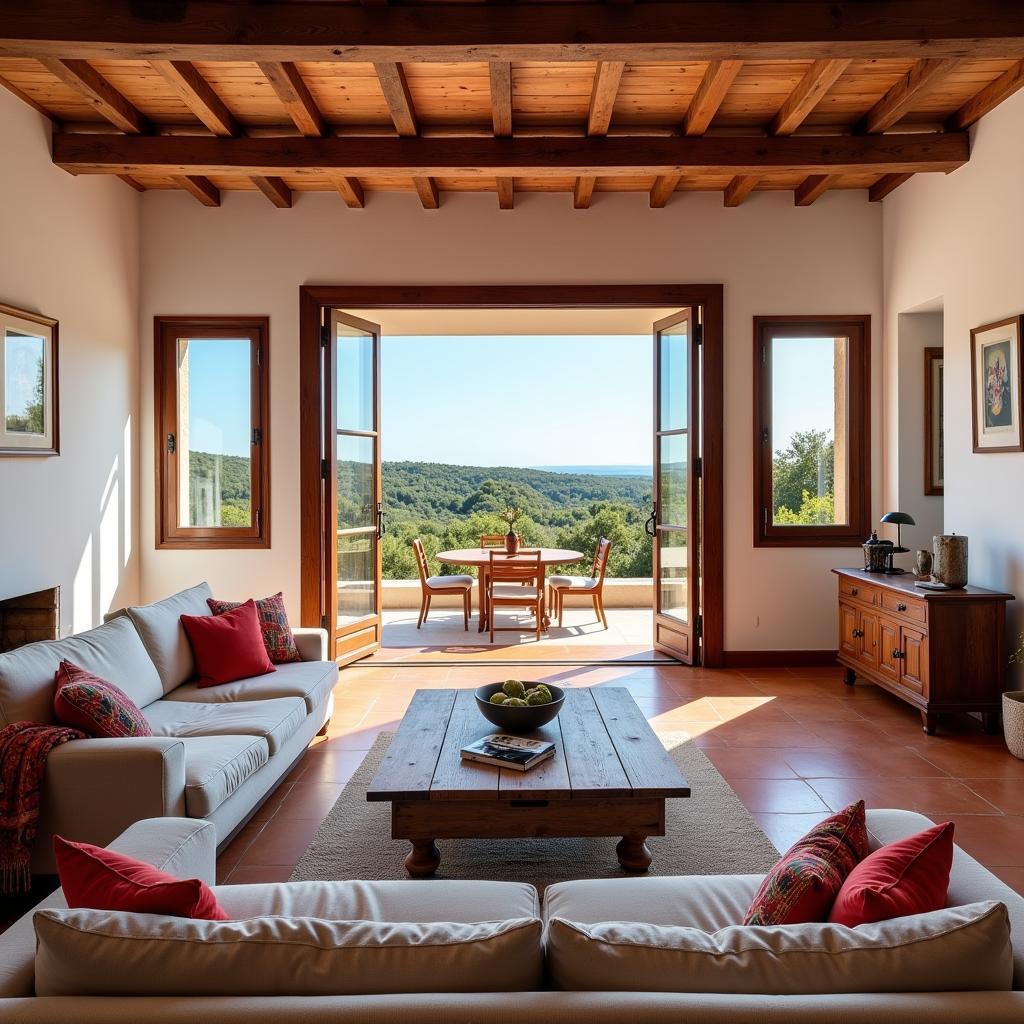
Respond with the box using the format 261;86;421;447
1003;691;1024;760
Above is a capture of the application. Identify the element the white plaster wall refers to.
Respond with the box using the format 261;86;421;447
882;88;1024;681
139;186;882;651
0;89;141;632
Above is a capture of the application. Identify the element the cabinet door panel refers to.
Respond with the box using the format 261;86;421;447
855;611;879;670
838;602;858;658
900;626;928;695
878;618;900;685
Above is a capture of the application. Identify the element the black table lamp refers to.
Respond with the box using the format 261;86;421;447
880;511;915;574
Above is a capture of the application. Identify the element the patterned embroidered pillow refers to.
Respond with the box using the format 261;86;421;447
207;592;302;664
53;661;152;738
743;800;868;926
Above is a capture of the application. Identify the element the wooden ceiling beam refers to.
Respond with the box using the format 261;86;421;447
251;174;293;208
649;174;682;208
684;60;743;136
8;4;1024;62
326;171;365;209
771;59;850;135
117;173;145;192
413;176;439;209
948;59;1024;130
174;174;220;207
53;131;969;178
723;175;758;207
573;176;595;209
868;172;913;202
489;61;514;211
574;60;626;210
39;57;148;133
151;60;237;136
793;173;839;206
859;58;960;134
257;61;326;138
374;61;418;137
497;177;514;210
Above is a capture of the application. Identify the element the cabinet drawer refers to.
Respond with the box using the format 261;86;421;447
880;590;926;623
839;578;877;605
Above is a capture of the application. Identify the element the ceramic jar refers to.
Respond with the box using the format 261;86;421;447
933;534;968;588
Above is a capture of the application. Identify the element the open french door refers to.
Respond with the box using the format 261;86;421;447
322;309;384;665
651;308;701;663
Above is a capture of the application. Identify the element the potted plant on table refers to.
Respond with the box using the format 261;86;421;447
501;505;523;554
1003;632;1024;759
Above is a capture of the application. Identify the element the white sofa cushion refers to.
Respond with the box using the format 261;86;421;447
214;878;540;923
126;582;213;694
33;910;544;997
163;660;337;714
0;616;162;726
546;901;1012;994
544;875;762;932
182;735;270;817
144;696;306;755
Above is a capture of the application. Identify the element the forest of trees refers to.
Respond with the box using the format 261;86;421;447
186;451;251;526
771;428;837;525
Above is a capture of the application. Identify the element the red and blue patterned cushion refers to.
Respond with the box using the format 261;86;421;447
743;800;868;926
207;592;302;665
53;661;152;738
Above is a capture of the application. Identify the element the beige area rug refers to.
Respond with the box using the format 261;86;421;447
290;732;780;890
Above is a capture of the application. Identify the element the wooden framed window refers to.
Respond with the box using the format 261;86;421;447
754;315;870;547
155;316;270;549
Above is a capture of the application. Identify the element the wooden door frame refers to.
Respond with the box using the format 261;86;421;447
299;283;724;667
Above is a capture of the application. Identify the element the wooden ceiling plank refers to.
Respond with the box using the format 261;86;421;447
497;176;514;210
723;174;758;206
587;60;626;136
251;174;292;208
175;174;219;206
0;71;61;125
257;61;326;137
38;57;148;133
793;173;839;205
489;61;512;137
948;59;1024;130
683;60;743;136
374;61;418;137
859;58;960;134
52;132;969;178
573;176;595;209
771;59;851;135
117;173;145;192
326;171;365;208
649;173;682;207
151;60;237;136
413;175;440;209
868;172;913;202
8;4;1024;61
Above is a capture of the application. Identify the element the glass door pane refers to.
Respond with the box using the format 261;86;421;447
327;310;382;662
653;309;698;664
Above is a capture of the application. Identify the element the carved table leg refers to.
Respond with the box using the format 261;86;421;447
616;834;652;873
405;839;441;878
920;710;938;736
843;667;856;686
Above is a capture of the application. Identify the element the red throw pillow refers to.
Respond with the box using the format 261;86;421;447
180;599;275;688
744;800;869;926
207;592;302;665
54;836;227;920
53;660;152;738
828;821;954;927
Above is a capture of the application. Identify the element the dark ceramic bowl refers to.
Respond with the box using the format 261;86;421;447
475;682;565;732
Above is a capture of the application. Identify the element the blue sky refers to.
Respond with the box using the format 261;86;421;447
770;336;839;453
184;339;251;457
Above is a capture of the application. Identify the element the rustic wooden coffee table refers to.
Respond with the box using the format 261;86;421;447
367;686;690;877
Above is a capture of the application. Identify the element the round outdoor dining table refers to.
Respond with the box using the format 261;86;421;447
434;547;584;632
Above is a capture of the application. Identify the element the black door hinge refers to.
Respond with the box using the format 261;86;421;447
696;614;703;638
694;456;702;479
251;427;262;446
694;323;703;346
320;458;329;480
320;324;329;347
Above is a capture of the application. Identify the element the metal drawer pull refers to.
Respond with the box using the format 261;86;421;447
850;587;859;596
892;649;904;659
852;628;863;638
896;602;908;612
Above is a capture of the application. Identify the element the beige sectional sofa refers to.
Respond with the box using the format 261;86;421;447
0;583;336;873
0;810;1021;1021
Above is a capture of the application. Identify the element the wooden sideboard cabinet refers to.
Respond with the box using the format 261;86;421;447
833;568;1014;735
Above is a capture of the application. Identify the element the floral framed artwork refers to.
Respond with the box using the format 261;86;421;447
0;302;59;456
924;346;943;494
971;315;1023;454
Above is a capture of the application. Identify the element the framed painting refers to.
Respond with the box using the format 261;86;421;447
924;346;943;494
0;302;59;456
971;316;1023;453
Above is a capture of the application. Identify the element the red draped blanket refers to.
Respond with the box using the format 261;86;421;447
0;722;85;893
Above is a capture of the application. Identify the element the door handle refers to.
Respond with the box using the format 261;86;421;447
644;504;657;538
896;602;908;612
850;587;859;596
852;628;863;638
376;501;387;539
892;649;904;660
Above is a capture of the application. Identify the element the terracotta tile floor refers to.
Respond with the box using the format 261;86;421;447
215;661;1024;894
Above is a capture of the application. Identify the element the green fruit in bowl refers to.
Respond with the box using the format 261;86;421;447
502;680;526;698
489;693;508;705
503;697;528;707
526;691;551;706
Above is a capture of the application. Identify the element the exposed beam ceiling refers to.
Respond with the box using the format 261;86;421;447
649;174;682;208
175;174;220;207
858;58;960;134
258;61;326;138
6;3;1024;62
723;175;758;207
575;60;626;209
684;60;743;136
326;170;365;209
39;58;148;133
51;132;968;178
572;176;595;210
251;174;293;208
771;59;850;135
373;60;438;207
794;173;840;206
868;172;913;202
151;60;237;136
948;58;1024;129
489;60;514;209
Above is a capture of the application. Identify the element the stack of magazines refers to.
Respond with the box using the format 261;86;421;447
460;733;556;772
